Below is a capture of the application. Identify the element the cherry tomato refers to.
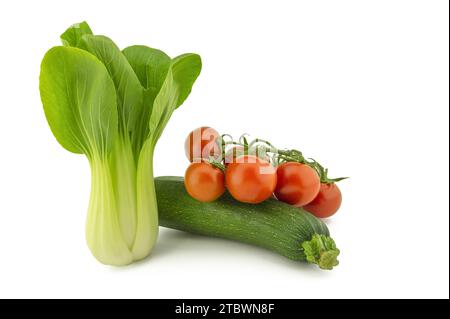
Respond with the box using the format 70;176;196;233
184;162;225;202
184;126;221;162
274;162;320;207
304;183;342;218
225;155;277;204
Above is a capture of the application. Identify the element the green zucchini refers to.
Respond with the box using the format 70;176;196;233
155;176;340;270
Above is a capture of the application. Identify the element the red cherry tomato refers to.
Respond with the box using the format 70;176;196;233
274;162;320;207
225;155;277;204
184;162;225;202
184;127;221;162
304;183;342;218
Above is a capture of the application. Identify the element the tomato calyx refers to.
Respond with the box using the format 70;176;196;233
220;135;311;166
247;138;347;185
192;156;226;172
309;159;348;184
217;133;348;184
210;159;226;171
219;134;271;164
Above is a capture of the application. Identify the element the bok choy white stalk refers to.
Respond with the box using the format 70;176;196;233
39;22;201;265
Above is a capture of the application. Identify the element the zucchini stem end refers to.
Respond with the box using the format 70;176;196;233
302;234;340;270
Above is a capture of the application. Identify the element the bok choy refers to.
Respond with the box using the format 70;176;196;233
39;22;202;265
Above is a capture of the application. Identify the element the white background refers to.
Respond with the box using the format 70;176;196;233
0;0;448;299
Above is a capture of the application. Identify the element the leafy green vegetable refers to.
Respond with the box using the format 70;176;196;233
40;46;117;158
121;45;171;156
60;21;93;47
39;21;202;265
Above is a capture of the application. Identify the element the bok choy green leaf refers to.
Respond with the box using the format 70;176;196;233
39;21;201;265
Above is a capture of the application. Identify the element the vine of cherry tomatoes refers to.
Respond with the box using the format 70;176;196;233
183;126;347;218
